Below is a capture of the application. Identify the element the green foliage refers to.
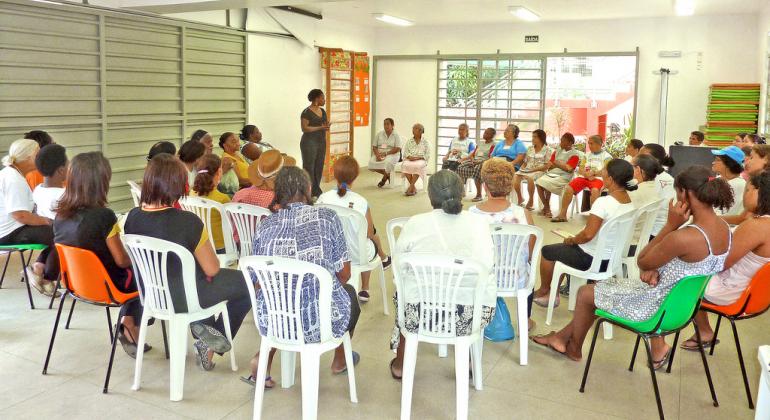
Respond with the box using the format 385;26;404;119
604;114;635;159
446;65;478;107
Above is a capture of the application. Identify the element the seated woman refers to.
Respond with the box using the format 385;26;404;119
401;123;430;197
470;158;536;328
220;132;251;191
457;127;496;202
23;129;53;190
711;145;746;216
54;152;147;357
723;144;770;225
239;124;274;162
532;159;637;308
681;170;770;350
627;154;664;254
232;150;293;209
513;129;552;210
490;124;527;168
191;154;230;253
0;139;58;297
318;155;392;302
624;139;644;163
535;132;580;218
178;140;206;187
246;166;361;388
552;135;612;223
190;129;214;155
146;141;176;162
124;154;250;370
637;143;675;236
389;170;496;379
533;166;732;366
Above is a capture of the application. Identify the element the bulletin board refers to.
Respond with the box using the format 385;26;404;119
354;53;370;127
320;48;355;181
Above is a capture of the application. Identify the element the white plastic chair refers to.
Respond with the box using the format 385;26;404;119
123;234;237;402
223;203;271;258
127;180;141;208
622;199;666;282
179;196;238;267
545;206;639;326
238;256;358;420
490;223;543;365
317;204;388;315
395;253;488;420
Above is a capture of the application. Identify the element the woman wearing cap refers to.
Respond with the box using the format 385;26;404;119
232;150;293;209
317;155;392;302
712;145;746;216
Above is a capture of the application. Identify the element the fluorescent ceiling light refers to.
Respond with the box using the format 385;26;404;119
674;0;695;16
372;13;414;26
509;6;540;21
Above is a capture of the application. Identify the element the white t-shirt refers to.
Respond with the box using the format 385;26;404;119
447;137;473;161
317;189;374;263
33;186;64;220
0;166;34;238
628;181;658;240
373;130;402;153
578;195;635;258
723;176;746;216
652;171;676;235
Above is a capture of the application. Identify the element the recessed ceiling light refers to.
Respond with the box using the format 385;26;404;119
508;6;540;22
372;13;414;26
674;0;695;16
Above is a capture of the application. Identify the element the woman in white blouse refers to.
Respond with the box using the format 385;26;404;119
0;139;58;296
401;123;431;197
389;170;496;379
512;129;551;210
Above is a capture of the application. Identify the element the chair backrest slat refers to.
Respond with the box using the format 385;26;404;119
490;223;543;293
126;180;141;208
179;196;236;257
223;203;272;258
587;206;638;273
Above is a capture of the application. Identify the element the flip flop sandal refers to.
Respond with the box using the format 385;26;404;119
525;206;535;211
240;375;275;389
652;348;672;371
680;338;720;351
550;217;568;223
389;358;402;381
333;351;360;375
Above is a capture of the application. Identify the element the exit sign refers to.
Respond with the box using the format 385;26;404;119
524;35;539;43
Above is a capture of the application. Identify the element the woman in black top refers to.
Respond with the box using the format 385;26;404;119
300;88;330;198
124;154;250;371
53;152;145;357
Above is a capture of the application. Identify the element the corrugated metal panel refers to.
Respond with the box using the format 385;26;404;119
0;0;247;212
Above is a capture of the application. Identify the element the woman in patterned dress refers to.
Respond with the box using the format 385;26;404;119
532;165;733;368
243;166;361;388
457;127;497;202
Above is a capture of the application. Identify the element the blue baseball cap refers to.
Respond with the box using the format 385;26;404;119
712;146;745;165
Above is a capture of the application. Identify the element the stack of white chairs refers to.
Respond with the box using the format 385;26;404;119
317;204;389;314
239;256;358;420
179;196;238;267
126;180;141;208
124;234;238;402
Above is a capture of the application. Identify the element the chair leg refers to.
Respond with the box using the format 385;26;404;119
103;318;121;393
168;320;189;402
693;322;719;407
709;315;722;356
19;252;34;310
343;334;358;403
132;312;151;391
666;331;681;374
438;344;448;358
253;341;271;420
48;275;61;309
65;299;76;329
602;323;613;340
42;293;67;374
517;293;529;365
0;251;11;288
546;269;563;326
471;336;483;391
161;320;170;360
730;319;754;409
401;336;419;420
300;351;321;420
379;265;389;315
454;342;470;420
579;319;603;392
219;307;238;371
641;336;665;420
281;351;297;388
106;307;114;344
629;335;641;372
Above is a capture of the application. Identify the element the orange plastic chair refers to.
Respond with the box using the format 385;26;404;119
42;244;141;393
701;262;770;409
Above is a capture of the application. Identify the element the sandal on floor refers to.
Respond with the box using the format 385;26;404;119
533;294;559;308
333;351;360;375
652;348;672;371
680;338;719;352
525;205;535;211
240;375;275;389
389;358;402;380
550;217;568;223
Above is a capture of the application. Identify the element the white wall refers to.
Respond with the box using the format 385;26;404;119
373;59;438;171
373;14;760;146
759;3;770;134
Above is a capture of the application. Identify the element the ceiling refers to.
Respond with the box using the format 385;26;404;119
126;0;767;24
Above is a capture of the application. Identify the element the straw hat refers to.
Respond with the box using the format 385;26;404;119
247;149;295;189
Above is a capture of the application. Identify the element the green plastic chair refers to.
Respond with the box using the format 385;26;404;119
0;244;49;309
579;274;718;420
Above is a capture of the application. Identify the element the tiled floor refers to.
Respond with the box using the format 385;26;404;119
0;170;765;419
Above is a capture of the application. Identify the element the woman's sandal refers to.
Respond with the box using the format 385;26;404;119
550;217;568;223
240;375;275;389
680;337;719;351
332;351;360;375
389;358;402;380
652;348;672;371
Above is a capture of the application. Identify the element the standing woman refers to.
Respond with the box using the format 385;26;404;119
300;89;330;198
